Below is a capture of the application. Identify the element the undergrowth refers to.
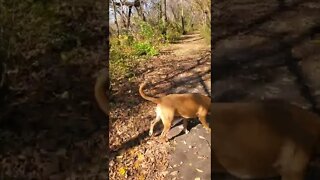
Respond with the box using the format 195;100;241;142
200;24;211;44
109;21;182;81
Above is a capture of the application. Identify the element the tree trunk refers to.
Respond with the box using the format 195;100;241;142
118;0;128;30
161;0;167;37
170;5;179;22
127;5;132;31
180;0;186;35
134;0;146;22
158;2;161;23
111;0;120;38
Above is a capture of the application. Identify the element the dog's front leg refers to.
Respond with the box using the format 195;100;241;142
183;119;189;134
149;114;161;136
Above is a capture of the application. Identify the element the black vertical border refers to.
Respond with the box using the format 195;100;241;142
210;0;214;178
106;0;110;179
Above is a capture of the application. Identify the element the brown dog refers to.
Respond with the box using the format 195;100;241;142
213;101;320;180
139;82;211;141
94;68;109;116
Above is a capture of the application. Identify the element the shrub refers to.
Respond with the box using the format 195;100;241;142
109;21;163;81
200;24;211;44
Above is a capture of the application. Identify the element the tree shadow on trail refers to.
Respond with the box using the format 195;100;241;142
213;23;320;112
213;0;320;108
212;0;312;46
149;54;211;95
170;37;204;44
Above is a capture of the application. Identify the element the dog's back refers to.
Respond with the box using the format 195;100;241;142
160;93;210;106
158;93;211;118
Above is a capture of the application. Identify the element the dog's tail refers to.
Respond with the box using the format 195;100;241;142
139;82;160;104
94;68;109;115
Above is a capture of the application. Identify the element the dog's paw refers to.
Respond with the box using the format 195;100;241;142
149;130;153;136
184;129;189;134
160;137;168;143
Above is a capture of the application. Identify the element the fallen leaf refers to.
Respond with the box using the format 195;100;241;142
161;171;169;176
170;171;178;176
118;167;127;176
134;161;140;168
137;154;144;161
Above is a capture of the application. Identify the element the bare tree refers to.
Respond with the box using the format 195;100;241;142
135;0;147;22
111;0;120;38
113;0;147;33
117;0;129;29
180;0;186;34
161;0;167;36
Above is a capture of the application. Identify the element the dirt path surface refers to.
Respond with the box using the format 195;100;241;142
109;32;211;179
213;0;320;179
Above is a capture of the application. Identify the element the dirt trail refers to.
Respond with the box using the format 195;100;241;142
109;32;211;180
163;31;210;58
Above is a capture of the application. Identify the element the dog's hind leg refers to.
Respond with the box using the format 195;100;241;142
197;107;211;132
281;172;304;180
277;141;309;180
160;120;171;142
160;110;174;142
281;172;305;180
198;115;211;132
149;114;161;136
197;108;211;132
149;106;163;136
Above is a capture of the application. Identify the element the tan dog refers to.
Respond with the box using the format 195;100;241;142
94;68;109;116
139;82;211;141
213;101;320;180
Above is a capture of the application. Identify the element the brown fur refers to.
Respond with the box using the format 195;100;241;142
212;101;320;180
139;82;211;141
94;68;108;116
